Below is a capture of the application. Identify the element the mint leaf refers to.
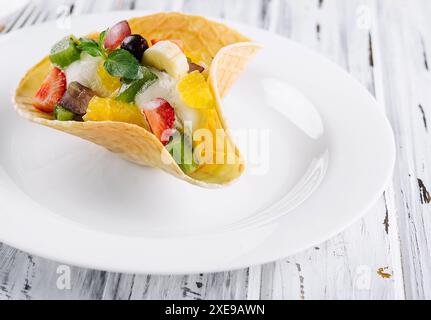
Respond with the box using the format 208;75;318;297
116;68;158;102
99;30;107;49
77;38;103;57
141;66;158;81
104;49;144;80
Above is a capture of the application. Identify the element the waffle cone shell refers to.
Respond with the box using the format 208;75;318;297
14;13;262;187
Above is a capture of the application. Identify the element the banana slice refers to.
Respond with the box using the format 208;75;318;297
142;41;189;79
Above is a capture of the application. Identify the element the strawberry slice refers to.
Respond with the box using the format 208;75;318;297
142;98;175;145
33;67;67;113
151;39;184;51
104;20;132;50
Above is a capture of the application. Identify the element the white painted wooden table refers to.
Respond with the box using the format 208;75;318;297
0;0;430;300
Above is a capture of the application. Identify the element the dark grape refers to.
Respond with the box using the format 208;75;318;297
121;35;149;61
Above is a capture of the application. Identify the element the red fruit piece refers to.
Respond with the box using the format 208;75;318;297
104;20;132;50
142;98;175;145
33;67;66;113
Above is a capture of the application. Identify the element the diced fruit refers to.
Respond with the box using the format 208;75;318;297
121;35;149;61
173;102;209;134
50;36;81;69
104;20;132;50
151;39;184;51
65;54;102;93
54;105;75;121
66;54;117;98
188;60;205;73
177;71;214;109
97;61;121;95
84;97;147;127
133;69;207;133
116;67;157;103
141;98;175;145
135;70;175;106
180;158;199;174
142;41;189;78
59;82;96;115
165;133;199;174
33;67;67;113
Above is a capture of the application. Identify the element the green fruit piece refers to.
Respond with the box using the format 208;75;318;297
50;36;81;69
165;133;199;175
54;105;75;121
179;162;200;175
116;67;158;102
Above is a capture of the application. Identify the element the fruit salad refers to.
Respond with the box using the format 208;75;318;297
33;20;213;175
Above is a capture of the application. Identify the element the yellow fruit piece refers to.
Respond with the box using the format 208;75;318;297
97;62;121;97
184;50;207;67
178;71;215;109
84;97;146;128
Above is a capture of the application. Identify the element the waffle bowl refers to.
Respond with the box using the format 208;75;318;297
14;13;262;187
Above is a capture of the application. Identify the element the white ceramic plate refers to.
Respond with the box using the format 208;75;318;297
0;0;29;21
0;12;395;274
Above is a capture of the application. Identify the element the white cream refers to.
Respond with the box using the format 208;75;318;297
65;53;110;97
135;70;177;109
135;70;204;129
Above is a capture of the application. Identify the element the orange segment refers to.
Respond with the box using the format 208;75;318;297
97;62;121;97
178;71;215;109
84;97;146;128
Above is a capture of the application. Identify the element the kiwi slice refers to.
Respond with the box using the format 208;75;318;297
54;105;75;121
166;133;199;175
50;36;81;69
116;67;158;103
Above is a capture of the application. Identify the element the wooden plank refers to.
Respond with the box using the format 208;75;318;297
5;1;37;32
134;0;184;12
72;0;95;14
372;0;431;300
258;0;403;300
1;1;32;33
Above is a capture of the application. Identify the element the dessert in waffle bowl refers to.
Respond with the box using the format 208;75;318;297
14;13;261;187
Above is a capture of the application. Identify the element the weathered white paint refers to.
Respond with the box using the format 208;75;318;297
372;0;431;299
0;0;429;300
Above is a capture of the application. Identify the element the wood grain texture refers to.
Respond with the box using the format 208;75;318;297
259;0;403;300
0;0;429;300
372;0;431;299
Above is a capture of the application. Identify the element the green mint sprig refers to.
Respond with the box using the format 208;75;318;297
98;30;107;49
77;31;108;58
77;38;106;58
104;49;144;80
77;30;143;80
